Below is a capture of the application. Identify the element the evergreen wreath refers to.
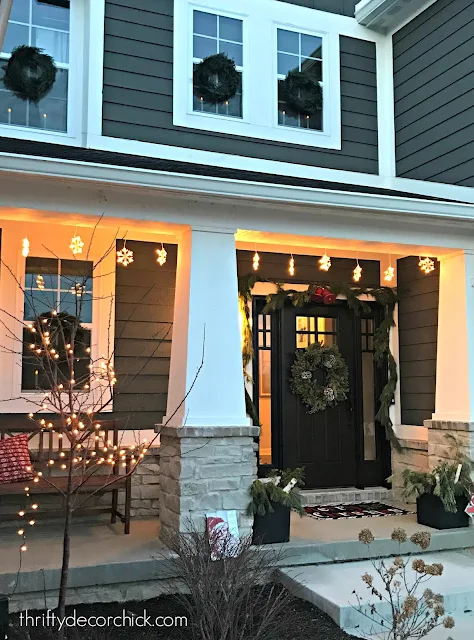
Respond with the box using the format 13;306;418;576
193;53;240;105
280;69;322;116
290;342;349;413
3;46;57;104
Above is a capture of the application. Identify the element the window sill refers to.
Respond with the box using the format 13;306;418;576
173;110;342;150
0;124;82;147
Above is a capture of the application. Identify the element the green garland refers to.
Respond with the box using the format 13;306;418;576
3;45;57;104
290;342;349;413
238;274;401;451
193;53;240;105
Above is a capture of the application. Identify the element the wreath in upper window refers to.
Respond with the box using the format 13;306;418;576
280;69;322;117
290;342;349;414
193;53;240;105
3;46;57;104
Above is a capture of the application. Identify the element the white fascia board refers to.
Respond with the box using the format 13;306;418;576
355;0;438;33
0;152;474;224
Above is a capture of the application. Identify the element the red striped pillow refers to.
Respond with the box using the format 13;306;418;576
0;434;33;483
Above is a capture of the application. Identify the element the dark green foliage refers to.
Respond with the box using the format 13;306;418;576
3;45;56;103
280;69;323;116
390;434;474;512
248;468;305;517
193;53;240;104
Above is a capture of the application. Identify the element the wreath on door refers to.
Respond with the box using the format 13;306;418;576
290;342;349;414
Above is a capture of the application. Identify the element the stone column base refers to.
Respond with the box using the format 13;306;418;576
425;420;474;468
158;425;259;542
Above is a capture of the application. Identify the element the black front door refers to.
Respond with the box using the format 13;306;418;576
280;302;356;488
253;297;390;490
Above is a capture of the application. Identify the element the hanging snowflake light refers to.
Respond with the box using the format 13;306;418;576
252;251;260;271
289;255;295;276
384;265;395;282
156;244;167;266
36;275;45;290
69;234;84;255
419;256;435;275
70;283;84;297
22;237;30;257
117;241;134;267
319;252;331;272
353;261;362;282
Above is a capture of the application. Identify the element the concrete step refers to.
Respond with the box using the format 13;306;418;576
300;487;393;506
278;550;474;638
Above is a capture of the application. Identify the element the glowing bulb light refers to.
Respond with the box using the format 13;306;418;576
419;256;435;275
156;244;167;266
353;261;362;283
252;251;260;271
117;242;134;267
69;235;84;255
22;238;30;257
289;255;295;276
319;253;331;272
384;265;395;282
36;275;45;290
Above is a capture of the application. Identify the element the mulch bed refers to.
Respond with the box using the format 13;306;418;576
305;501;411;520
9;587;357;640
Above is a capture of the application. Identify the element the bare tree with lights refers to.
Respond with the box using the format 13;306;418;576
0;227;200;629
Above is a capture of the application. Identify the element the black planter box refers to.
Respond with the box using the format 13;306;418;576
416;493;469;530
252;504;291;544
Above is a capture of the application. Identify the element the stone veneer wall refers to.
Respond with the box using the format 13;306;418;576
391;438;429;503
425;420;474;468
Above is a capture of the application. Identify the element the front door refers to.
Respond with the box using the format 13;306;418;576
253;297;390;489
281;303;356;488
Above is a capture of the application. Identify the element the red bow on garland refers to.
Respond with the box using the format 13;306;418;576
311;286;337;305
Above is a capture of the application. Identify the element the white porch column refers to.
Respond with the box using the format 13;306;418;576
164;226;247;427
427;250;474;469
433;250;474;422
159;226;257;540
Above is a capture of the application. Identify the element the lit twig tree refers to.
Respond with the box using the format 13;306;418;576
0;229;202;628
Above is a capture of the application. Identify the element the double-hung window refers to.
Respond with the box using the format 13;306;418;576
174;0;341;149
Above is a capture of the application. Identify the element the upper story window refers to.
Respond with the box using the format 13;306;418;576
192;10;243;118
174;0;341;150
0;0;70;133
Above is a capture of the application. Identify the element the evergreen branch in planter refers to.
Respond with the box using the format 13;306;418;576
247;468;305;517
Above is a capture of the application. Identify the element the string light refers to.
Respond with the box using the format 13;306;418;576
69;232;84;255
419;256;435;274
384;255;395;282
319;251;331;272
353;260;362;283
156;243;167;266
36;275;45;290
252;251;260;271
289;254;295;276
117;240;134;267
22;238;30;257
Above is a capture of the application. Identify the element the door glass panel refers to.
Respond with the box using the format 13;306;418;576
362;318;376;461
257;313;272;465
319;333;336;346
297;315;337;348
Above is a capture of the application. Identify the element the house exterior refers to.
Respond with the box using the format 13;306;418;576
0;0;473;539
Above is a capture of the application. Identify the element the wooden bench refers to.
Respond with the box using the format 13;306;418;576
0;420;132;534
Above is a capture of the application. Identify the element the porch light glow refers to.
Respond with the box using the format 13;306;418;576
419;256;435;275
21;237;30;257
319;252;331;272
353;261;362;282
289;255;295;276
117;240;134;267
156;244;167;266
252;251;260;271
69;234;84;255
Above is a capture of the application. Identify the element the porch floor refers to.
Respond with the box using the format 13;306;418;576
1;511;473;610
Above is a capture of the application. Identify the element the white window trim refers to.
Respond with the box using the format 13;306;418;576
0;221;116;413
174;0;342;150
0;0;105;147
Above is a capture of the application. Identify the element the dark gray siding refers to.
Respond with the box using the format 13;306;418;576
397;257;439;426
237;251;380;287
113;240;176;429
103;0;378;174
394;0;474;186
278;0;357;16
